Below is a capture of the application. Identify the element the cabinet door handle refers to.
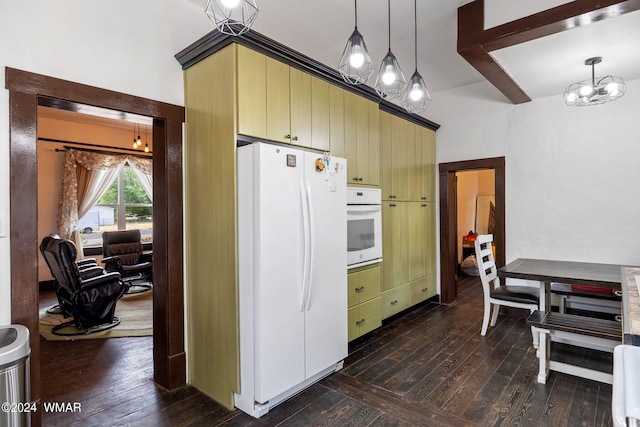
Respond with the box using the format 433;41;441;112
421;204;427;207
356;319;365;325
390;203;396;207
292;136;298;141
352;177;359;181
358;177;363;181
284;134;291;140
355;286;364;292
422;288;428;292
390;300;398;305
421;197;427;200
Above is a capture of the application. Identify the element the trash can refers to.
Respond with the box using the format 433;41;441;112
0;325;30;427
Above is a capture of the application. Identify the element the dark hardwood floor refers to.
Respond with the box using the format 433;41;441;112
39;275;613;426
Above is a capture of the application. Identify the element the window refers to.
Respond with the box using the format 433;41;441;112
80;165;153;247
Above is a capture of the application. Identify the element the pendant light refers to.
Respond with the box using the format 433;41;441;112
338;0;374;85
132;123;137;149
144;124;150;153
563;57;626;106
374;0;406;99
204;0;258;36
402;0;431;113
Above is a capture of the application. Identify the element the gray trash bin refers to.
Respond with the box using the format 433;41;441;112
0;325;30;427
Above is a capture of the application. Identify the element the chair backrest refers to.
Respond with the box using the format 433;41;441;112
41;238;83;294
102;229;143;265
39;233;61;257
474;234;500;295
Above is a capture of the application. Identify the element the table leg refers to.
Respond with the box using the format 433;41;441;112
536;281;551;384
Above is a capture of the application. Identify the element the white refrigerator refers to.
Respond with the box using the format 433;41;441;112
235;141;347;418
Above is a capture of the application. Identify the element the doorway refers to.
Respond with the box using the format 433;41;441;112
439;157;506;304
6;68;186;425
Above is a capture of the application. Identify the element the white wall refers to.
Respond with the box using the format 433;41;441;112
0;0;212;325
429;79;640;270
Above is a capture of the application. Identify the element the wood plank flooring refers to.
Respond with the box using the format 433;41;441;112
39;275;613;426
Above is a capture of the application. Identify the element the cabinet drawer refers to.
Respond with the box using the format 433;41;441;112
348;266;381;307
409;274;436;305
348;297;382;341
381;284;412;319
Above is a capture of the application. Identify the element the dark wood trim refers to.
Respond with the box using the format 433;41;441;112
457;0;640;104
5;67;186;426
438;157;505;304
9;88;41;415
175;29;440;131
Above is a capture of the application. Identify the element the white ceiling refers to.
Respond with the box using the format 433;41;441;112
186;0;640;102
40;0;640;127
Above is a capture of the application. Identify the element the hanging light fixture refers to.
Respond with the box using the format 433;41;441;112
402;0;431;113
563;57;626;106
144;124;150;153
338;0;374;85
132;123;137;149
204;0;258;36
136;123;142;148
374;0;406;99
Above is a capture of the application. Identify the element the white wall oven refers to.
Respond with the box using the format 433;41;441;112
347;187;382;269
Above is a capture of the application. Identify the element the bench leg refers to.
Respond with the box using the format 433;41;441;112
530;325;539;350
537;328;550;384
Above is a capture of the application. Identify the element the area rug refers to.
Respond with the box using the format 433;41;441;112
39;289;153;341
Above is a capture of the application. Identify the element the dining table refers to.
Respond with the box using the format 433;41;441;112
498;258;624;384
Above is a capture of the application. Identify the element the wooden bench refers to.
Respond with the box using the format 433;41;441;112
527;310;622;384
550;283;621;318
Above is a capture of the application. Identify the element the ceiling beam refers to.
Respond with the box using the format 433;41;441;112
458;0;640;104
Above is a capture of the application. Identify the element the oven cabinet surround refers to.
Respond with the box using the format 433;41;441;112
379;111;437;319
182;40;438;408
348;265;382;341
329;90;380;187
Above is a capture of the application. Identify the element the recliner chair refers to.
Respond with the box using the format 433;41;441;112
40;234;103;315
41;236;128;335
102;229;153;293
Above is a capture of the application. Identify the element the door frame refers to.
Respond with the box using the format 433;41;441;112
5;68;186;424
439;157;505;303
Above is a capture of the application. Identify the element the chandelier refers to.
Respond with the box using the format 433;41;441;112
563;57;625;106
338;0;374;85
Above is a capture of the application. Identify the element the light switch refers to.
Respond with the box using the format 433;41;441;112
0;215;5;238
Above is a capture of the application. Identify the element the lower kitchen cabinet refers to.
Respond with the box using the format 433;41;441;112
381;274;436;319
347;265;382;341
348;297;382;341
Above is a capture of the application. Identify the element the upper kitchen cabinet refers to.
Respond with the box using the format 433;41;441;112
237;45;333;150
340;90;379;187
380;111;436;201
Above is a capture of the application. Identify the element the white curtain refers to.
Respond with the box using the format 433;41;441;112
127;156;153;201
57;149;128;258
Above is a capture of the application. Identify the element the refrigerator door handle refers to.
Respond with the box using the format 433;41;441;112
299;180;311;312
305;183;315;311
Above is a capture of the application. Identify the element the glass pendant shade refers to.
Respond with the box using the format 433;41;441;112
338;28;374;85
564;57;625;106
402;70;431;113
205;0;258;36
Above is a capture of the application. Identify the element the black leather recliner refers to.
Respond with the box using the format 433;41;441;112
39;234;103;315
40;236;128;335
102;229;153;292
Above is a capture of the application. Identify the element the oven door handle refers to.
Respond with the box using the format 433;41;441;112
347;205;381;213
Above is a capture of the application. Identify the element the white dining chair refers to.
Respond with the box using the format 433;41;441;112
474;234;540;347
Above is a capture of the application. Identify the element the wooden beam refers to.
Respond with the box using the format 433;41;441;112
458;0;640;104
